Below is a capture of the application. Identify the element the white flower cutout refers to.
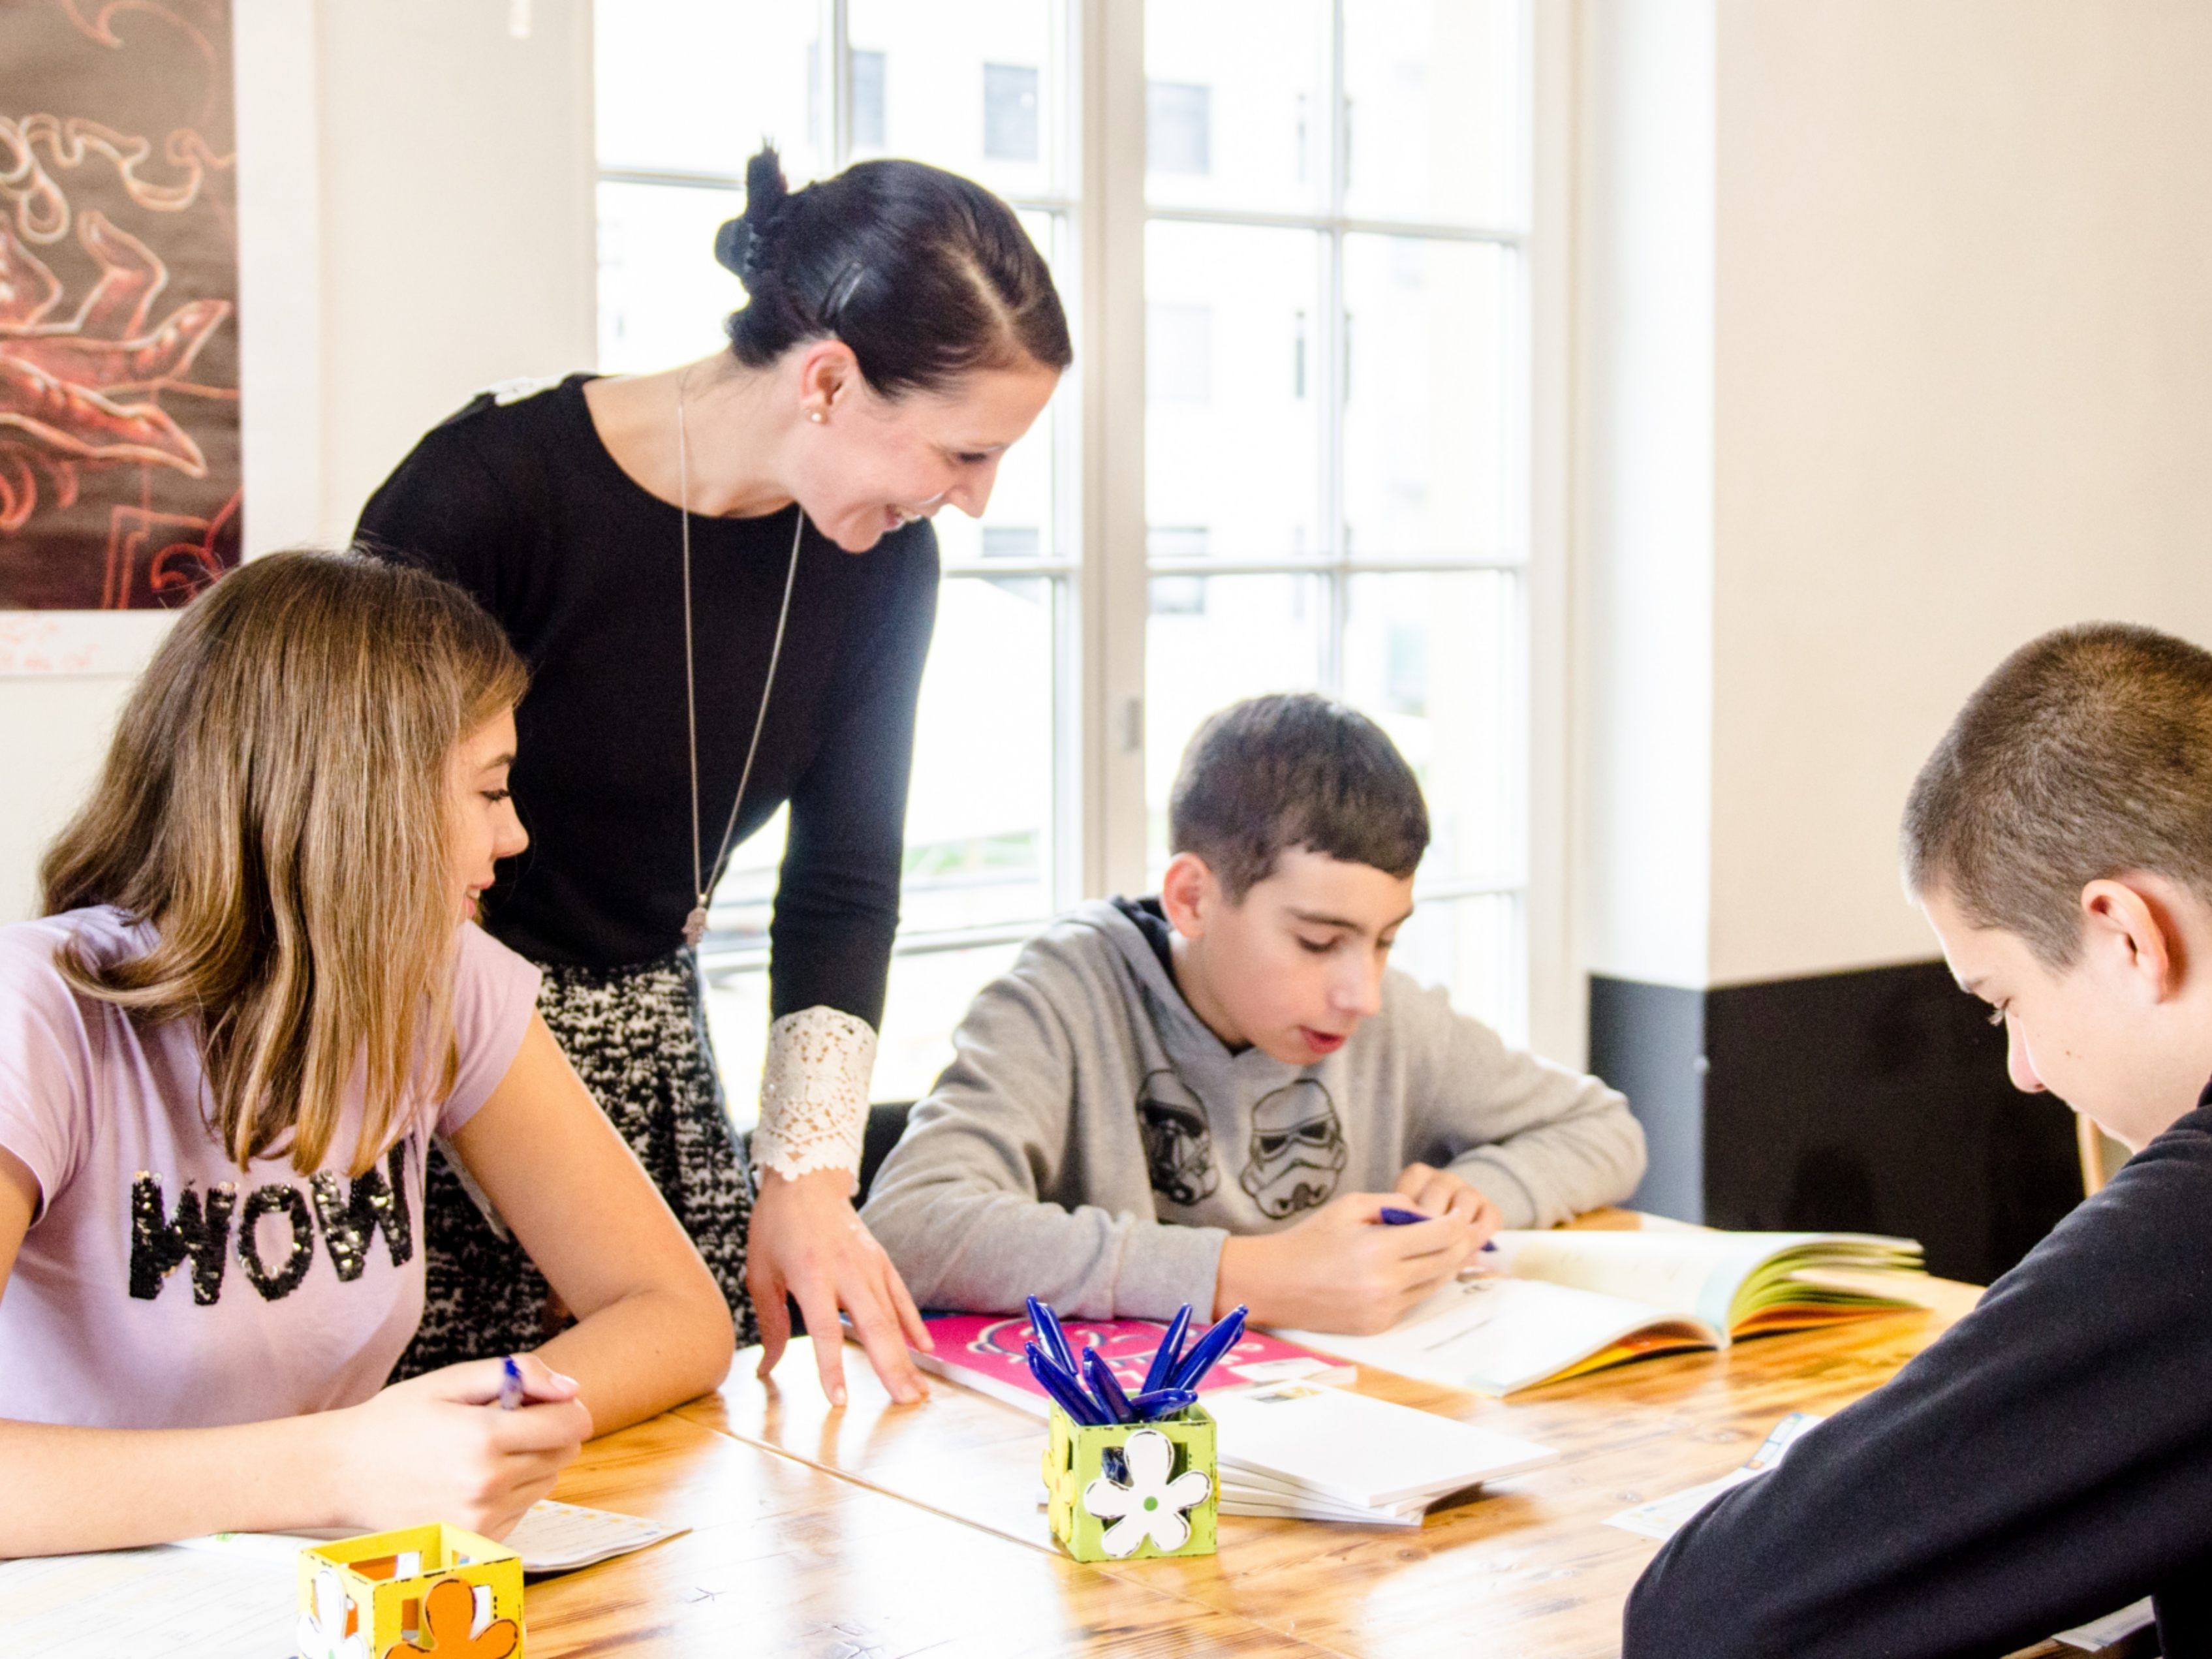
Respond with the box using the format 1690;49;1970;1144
1080;1427;1212;1558
296;1566;370;1659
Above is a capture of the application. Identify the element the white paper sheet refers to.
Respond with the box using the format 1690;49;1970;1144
3;1499;685;1657
0;1545;296;1659
1604;1411;1823;1541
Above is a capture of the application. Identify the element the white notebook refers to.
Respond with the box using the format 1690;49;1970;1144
1202;1383;1555;1513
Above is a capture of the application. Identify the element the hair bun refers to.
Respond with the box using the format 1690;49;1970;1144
716;144;791;279
713;215;753;276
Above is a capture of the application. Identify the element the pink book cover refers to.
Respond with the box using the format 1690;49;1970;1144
914;1313;1354;1414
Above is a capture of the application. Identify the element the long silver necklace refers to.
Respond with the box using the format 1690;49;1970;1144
678;366;803;948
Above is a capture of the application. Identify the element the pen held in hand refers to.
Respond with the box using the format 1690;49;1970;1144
1380;1204;1501;1250
497;1354;525;1411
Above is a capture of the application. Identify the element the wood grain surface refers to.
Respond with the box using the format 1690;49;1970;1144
674;1211;1988;1659
520;1209;2130;1658
531;1411;1331;1656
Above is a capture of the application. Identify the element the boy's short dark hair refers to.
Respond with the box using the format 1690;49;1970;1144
1169;693;1429;900
1902;621;2212;967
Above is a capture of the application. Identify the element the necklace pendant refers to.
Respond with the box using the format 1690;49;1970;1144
681;905;709;948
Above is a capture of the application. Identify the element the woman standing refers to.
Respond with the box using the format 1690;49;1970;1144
357;146;1068;1404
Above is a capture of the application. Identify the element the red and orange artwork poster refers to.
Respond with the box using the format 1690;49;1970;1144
0;0;238;612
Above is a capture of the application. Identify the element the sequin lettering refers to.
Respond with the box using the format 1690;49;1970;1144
237;1184;317;1301
129;1174;237;1303
309;1141;414;1282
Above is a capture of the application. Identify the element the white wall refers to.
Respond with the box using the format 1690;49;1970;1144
0;0;597;924
1580;0;2212;992
1708;0;2212;985
315;0;597;538
1576;0;1716;991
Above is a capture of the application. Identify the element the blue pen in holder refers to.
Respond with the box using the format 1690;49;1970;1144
1043;1401;1219;1562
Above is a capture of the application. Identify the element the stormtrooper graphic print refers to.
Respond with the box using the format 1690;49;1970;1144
1136;1068;1217;1205
1239;1078;1348;1218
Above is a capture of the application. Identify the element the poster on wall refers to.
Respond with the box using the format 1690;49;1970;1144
0;0;238;632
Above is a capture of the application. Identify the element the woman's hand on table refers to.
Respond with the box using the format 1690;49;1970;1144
748;1168;934;1406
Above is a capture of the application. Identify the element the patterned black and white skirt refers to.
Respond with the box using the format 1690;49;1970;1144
396;947;755;1378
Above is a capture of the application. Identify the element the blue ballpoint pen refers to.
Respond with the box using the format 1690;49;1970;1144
1027;1343;1106;1425
1379;1206;1501;1250
1140;1304;1194;1395
1082;1347;1138;1423
497;1353;525;1411
1027;1295;1080;1378
1129;1387;1199;1421
1172;1307;1247;1391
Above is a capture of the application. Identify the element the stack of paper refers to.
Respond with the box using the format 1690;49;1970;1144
1202;1384;1556;1527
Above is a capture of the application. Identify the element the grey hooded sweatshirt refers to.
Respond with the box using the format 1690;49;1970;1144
862;897;1646;1318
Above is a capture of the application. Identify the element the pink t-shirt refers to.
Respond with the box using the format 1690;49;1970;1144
0;907;540;1429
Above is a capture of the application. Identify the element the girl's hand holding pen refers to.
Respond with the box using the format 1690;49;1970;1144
333;1352;591;1540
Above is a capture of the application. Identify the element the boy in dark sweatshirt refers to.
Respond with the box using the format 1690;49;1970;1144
862;694;1645;1333
1625;623;2212;1659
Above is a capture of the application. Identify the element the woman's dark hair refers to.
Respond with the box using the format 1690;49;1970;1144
715;144;1071;397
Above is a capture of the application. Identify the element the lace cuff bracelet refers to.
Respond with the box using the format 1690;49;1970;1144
750;1005;877;1183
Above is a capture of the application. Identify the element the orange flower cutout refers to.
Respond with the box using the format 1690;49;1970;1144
379;1577;518;1659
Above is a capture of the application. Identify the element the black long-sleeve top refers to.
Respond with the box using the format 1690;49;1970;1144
1624;1087;2212;1659
356;374;937;1025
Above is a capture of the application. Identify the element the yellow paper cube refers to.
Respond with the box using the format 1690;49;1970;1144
296;1523;523;1659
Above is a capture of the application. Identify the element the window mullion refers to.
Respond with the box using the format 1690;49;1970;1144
1076;0;1149;901
1320;0;1348;694
830;0;852;167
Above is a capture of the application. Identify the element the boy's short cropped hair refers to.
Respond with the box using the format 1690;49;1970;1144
1169;692;1429;899
1901;621;2212;967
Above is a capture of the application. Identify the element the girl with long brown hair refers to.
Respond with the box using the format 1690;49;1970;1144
0;551;732;1557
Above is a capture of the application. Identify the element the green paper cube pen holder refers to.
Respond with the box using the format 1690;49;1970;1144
1042;1401;1219;1562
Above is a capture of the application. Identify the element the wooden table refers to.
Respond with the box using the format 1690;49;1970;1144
521;1210;2038;1657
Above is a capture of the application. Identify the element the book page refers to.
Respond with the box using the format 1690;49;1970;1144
1495;1230;1920;1333
1274;1276;1720;1396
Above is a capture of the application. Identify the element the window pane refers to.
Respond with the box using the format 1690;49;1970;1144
1144;0;1328;213
595;0;827;183
1390;894;1522;1042
1145;573;1327;873
1146;221;1323;559
1341;0;1522;228
931;211;1065;568
1344;572;1518;884
1343;234;1514;559
904;577;1057;932
597;180;744;373
846;0;1061;197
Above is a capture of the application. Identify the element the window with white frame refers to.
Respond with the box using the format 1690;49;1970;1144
594;0;1531;1119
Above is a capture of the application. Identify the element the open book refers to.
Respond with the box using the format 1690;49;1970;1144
1270;1228;1927;1397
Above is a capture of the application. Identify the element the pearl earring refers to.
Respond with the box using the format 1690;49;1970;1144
807;409;826;424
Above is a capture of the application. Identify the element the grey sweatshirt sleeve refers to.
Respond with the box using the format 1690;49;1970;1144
860;950;1227;1320
1395;978;1647;1228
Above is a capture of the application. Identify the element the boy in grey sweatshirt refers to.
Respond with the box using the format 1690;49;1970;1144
862;694;1646;1333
